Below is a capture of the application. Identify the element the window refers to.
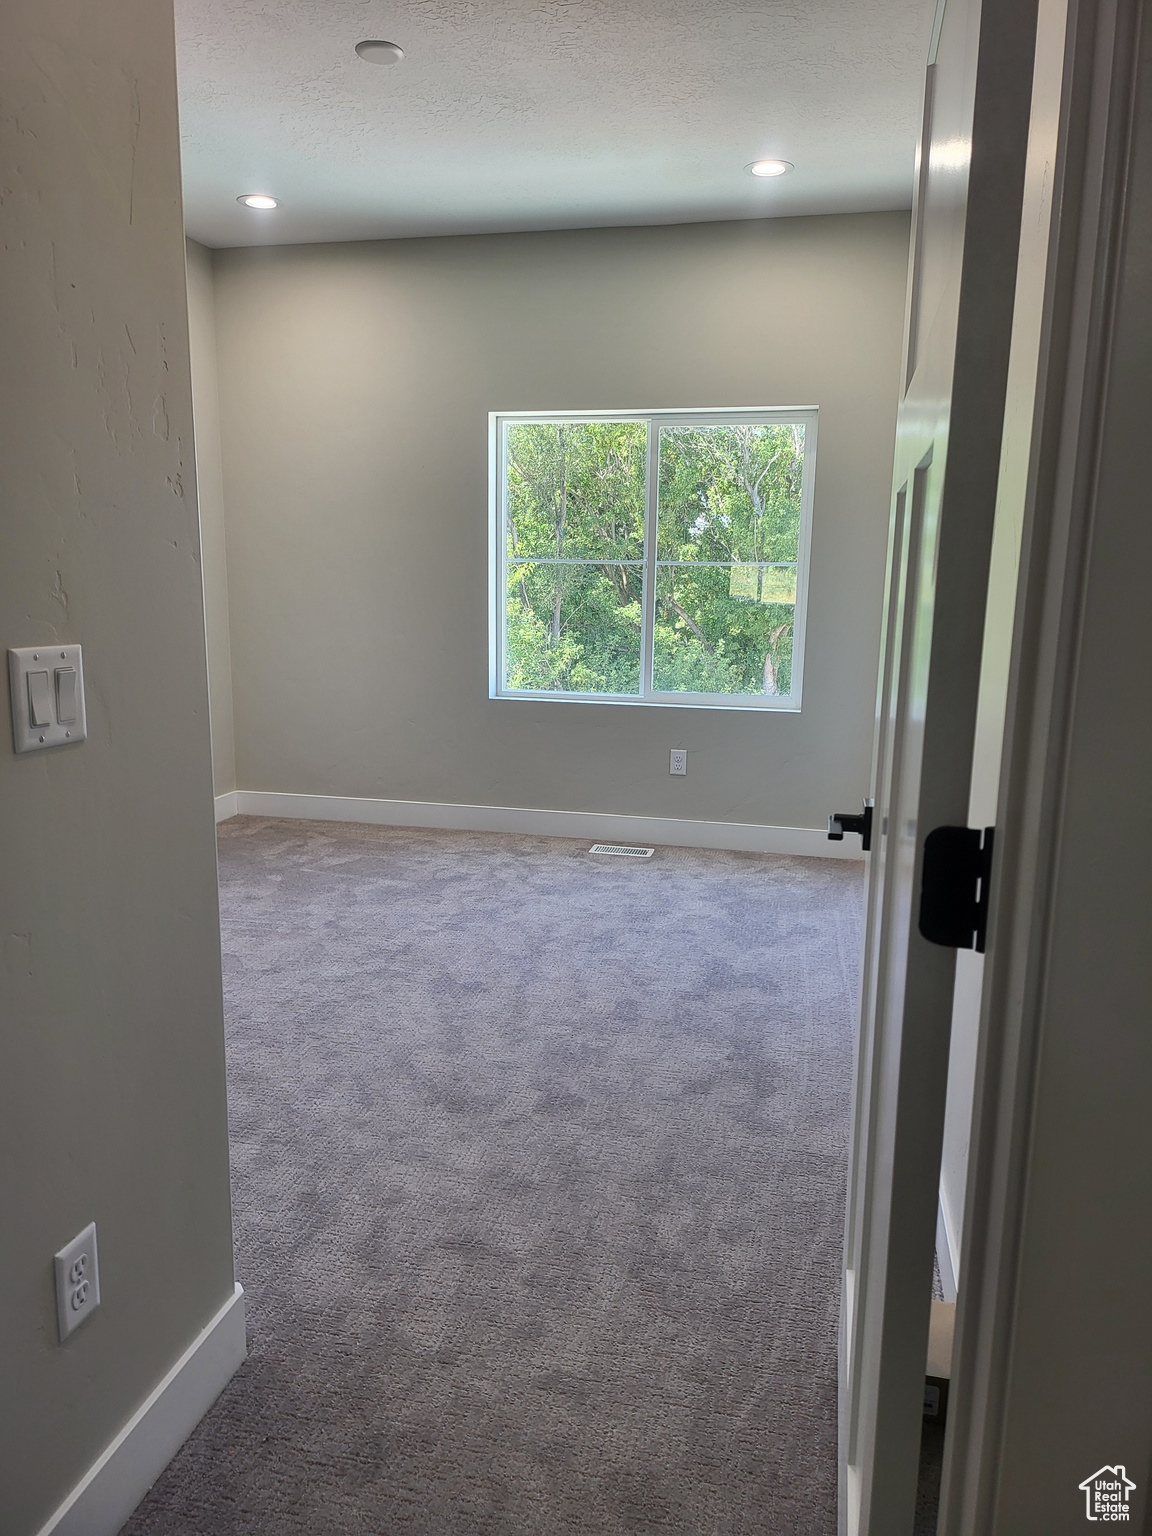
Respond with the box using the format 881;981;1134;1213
490;409;817;709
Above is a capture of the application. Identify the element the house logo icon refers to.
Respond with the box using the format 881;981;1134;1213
1078;1465;1136;1521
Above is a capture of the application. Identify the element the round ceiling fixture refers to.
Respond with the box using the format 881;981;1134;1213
747;159;793;178
238;193;278;209
355;39;405;64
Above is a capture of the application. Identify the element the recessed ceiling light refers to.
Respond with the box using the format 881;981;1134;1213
238;194;278;209
747;159;794;178
355;39;405;65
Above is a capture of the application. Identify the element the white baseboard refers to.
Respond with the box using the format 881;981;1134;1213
216;789;863;859
937;1195;960;1303
214;790;239;823
37;1282;246;1536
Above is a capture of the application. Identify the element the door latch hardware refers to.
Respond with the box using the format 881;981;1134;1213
828;798;874;851
918;825;995;952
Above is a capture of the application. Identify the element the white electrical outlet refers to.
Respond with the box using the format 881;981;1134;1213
55;1223;100;1340
670;749;687;776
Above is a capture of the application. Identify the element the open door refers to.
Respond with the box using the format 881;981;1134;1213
837;0;1049;1529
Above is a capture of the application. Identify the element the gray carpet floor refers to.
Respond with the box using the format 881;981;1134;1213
122;818;864;1536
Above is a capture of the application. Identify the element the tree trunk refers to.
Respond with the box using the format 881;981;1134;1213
665;597;713;652
763;621;790;694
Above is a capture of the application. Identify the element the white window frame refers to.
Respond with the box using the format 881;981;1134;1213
488;407;818;711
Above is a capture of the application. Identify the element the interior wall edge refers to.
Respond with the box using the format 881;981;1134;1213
2;0;237;1525
185;235;237;796
936;1194;960;1303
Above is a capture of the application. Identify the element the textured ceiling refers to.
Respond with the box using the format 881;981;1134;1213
176;0;929;249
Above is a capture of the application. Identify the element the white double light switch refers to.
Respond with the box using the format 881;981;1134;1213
8;644;87;753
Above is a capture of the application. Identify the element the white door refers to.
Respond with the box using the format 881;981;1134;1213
838;0;1048;1529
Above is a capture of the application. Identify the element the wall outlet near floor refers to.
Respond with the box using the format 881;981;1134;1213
55;1222;100;1340
669;749;687;776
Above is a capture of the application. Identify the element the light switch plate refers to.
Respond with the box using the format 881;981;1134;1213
8;644;86;753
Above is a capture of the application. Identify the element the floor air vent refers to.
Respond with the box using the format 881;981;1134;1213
589;843;655;858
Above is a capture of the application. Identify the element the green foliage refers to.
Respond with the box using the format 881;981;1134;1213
506;420;646;562
655;423;803;564
503;420;805;697
506;563;643;695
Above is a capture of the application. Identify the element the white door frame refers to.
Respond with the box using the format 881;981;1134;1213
840;0;1048;1524
939;0;1147;1529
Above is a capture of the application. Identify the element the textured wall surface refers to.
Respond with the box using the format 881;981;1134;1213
209;212;909;830
0;4;236;1531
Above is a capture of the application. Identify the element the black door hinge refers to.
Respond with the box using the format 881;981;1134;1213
918;825;995;953
828;798;874;851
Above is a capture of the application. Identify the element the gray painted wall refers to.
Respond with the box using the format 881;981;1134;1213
0;5;236;1532
187;238;237;796
209;213;909;828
